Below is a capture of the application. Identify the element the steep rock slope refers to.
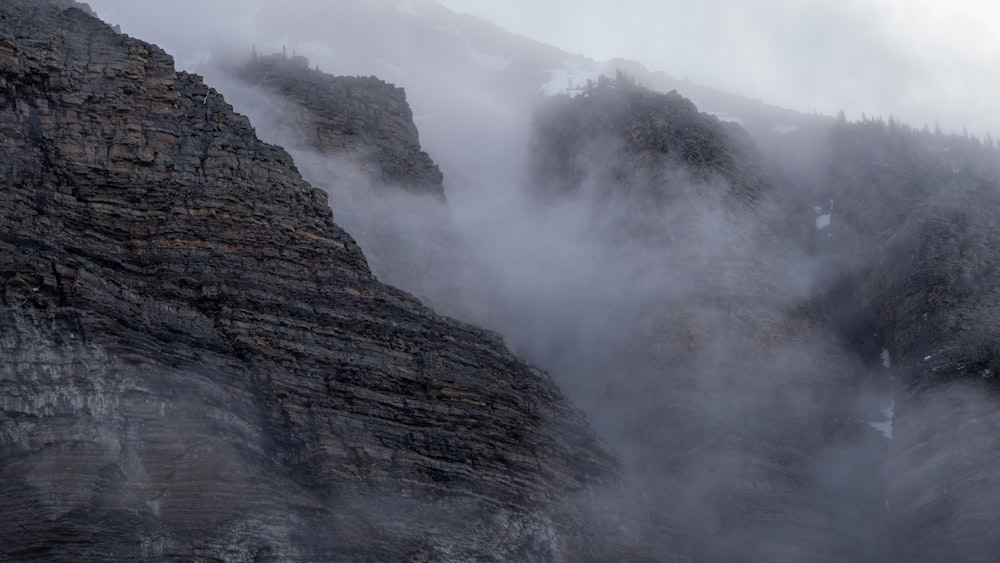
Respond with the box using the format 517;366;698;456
219;53;491;325
0;2;655;560
236;52;444;197
525;81;892;561
828;120;1000;562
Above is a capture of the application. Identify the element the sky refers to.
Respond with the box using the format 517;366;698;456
437;0;1000;136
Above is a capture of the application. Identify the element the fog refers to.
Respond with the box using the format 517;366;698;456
80;0;1000;560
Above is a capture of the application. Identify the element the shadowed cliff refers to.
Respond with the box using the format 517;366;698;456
214;52;495;326
826;118;1000;562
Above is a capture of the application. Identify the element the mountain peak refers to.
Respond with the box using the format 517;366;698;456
0;4;660;560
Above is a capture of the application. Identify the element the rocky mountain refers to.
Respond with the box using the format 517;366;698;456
83;0;819;199
514;75;1000;562
7;0;1000;561
0;2;673;560
216;52;491;326
520;78;893;561
530;75;766;210
235;52;444;197
825;118;1000;562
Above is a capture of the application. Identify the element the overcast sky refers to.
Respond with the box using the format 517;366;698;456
437;0;1000;136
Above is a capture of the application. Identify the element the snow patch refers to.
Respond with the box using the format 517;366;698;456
881;347;891;368
815;199;833;230
434;24;462;36
466;48;512;71
867;400;895;439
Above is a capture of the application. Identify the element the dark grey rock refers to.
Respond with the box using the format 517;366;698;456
0;2;667;560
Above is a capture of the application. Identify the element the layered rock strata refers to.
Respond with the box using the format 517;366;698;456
0;2;661;560
235;53;444;197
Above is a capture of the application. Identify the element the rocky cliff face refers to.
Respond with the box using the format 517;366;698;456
0;2;659;560
217;54;492;326
235;53;444;198
531;78;766;209
9;1;1000;561
523;83;1000;561
828;120;1000;562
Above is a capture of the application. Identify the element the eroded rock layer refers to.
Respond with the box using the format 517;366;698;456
224;54;491;326
0;2;655;560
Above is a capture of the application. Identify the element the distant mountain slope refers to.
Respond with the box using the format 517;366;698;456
530;75;767;210
85;0;820;197
825;118;1000;562
33;1;1000;561
221;52;493;326
521;82;894;561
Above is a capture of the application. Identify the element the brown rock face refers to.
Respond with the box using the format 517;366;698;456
0;2;655;560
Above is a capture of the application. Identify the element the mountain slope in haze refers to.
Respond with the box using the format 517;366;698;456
824;118;1000;562
236;52;445;197
520;79;894;561
10;0;1000;561
530;75;767;209
208;8;1000;556
85;0;818;198
220;52;493;326
0;2;672;560
513;75;1000;562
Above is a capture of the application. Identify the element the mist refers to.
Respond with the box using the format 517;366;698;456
81;0;1000;560
204;60;894;558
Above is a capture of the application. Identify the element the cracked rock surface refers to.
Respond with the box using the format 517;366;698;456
0;2;658;560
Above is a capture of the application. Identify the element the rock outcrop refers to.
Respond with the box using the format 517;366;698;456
235;52;444;198
217;53;492;326
0;2;660;560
